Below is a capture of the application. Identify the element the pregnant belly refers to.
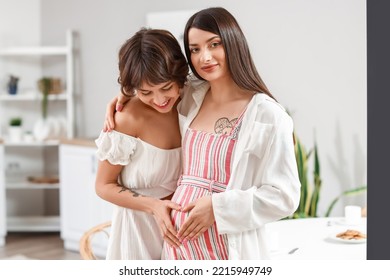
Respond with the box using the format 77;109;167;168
170;184;210;229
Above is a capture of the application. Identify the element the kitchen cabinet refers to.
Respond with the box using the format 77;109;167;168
59;143;113;257
0;30;75;243
0;142;60;231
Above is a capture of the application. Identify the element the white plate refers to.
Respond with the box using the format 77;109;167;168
327;232;367;244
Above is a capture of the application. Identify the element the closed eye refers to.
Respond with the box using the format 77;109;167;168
138;90;151;96
162;85;173;91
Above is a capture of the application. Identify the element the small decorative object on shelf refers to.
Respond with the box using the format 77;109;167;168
7;75;19;95
8;117;23;142
27;176;60;184
38;77;62;95
37;77;51;119
9;117;22;126
34;77;61;141
23;131;34;142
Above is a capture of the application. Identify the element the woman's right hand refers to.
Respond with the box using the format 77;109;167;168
150;199;182;248
103;93;131;132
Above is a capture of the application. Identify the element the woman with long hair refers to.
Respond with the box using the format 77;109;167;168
104;7;300;260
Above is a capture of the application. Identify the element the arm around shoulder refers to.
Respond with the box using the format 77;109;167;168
112;99;140;137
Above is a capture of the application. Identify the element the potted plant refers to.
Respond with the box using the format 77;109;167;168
8;117;23;142
9;117;22;127
33;77;59;141
291;133;322;218
286;110;364;219
38;77;51;119
290;130;366;219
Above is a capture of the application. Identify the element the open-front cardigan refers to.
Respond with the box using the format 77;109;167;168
177;80;301;259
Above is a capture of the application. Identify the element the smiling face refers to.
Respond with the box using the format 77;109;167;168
118;29;188;102
136;81;180;114
188;28;229;82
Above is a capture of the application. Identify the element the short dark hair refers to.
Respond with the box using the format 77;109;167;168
118;28;189;97
184;7;274;99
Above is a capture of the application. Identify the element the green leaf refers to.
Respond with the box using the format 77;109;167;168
295;137;309;215
39;77;51;119
324;185;367;217
309;141;321;217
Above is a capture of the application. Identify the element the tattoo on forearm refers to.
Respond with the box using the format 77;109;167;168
118;185;128;193
117;183;143;197
214;117;238;134
132;192;142;197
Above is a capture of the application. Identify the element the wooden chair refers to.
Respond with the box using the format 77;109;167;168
79;221;111;260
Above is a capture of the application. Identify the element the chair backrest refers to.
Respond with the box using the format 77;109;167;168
79;221;111;260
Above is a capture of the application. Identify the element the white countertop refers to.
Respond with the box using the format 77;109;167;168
60;138;96;147
0;137;96;147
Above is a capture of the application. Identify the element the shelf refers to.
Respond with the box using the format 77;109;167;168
0;29;74;139
6;180;59;190
0;46;69;56
0;92;67;101
0;30;74;239
2;139;60;147
7;216;60;232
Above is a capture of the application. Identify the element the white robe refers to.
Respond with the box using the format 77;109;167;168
178;80;301;259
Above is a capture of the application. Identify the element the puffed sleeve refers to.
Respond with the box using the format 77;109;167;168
95;130;137;165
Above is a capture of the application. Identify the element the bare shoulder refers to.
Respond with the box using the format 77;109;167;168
114;97;146;137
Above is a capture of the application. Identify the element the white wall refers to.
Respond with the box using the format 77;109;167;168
2;0;366;216
0;0;42;134
0;0;41;47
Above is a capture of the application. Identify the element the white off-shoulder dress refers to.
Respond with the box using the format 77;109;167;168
95;130;182;259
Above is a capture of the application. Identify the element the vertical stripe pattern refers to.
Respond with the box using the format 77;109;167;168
164;111;246;260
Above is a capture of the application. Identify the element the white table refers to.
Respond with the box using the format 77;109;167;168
266;217;367;260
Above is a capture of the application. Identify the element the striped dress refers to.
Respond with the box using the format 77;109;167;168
163;111;245;260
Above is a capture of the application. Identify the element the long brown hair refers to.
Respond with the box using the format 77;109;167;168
183;7;275;100
118;28;189;97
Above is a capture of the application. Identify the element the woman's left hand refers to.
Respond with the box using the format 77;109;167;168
177;196;214;241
